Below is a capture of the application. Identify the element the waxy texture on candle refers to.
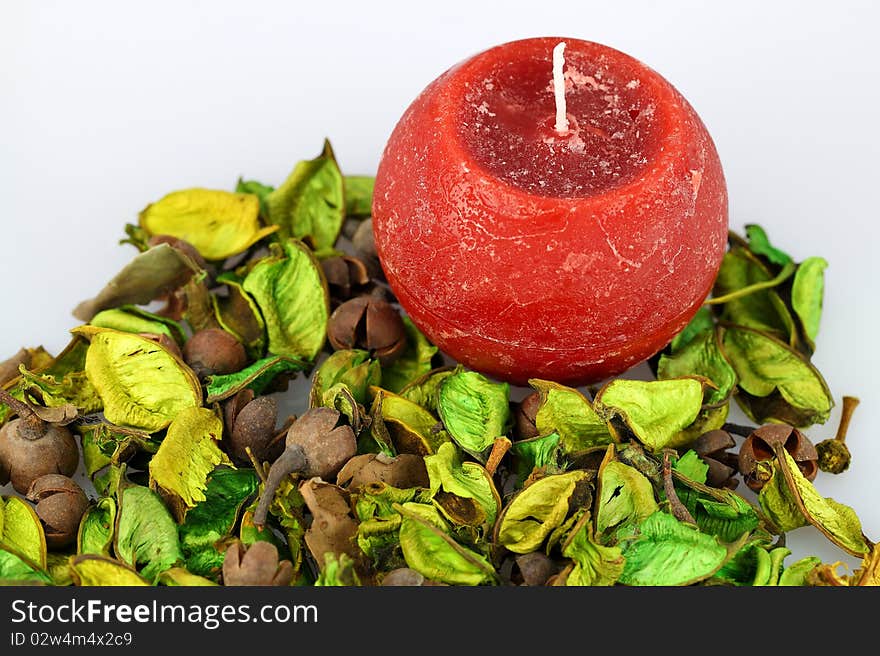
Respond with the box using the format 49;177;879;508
373;37;728;386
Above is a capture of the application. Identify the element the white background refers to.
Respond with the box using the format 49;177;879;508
2;0;878;572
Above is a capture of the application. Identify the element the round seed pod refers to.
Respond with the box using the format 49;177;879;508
228;395;282;465
815;439;851;475
286;407;357;480
512;391;541;440
0;418;79;494
26;474;90;549
222;540;294;587
183;328;248;379
513;552;558;586
380;568;426;586
738;424;818;492
326;296;407;366
336;452;429;490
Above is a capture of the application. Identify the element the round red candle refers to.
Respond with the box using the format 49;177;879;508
372;37;728;386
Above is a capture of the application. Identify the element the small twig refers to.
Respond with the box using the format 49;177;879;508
662;450;696;525
485;437;512;477
722;422;757;438
834;396;860;443
0;387;34;419
252;445;307;528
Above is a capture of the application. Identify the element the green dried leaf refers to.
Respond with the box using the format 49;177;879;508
560;513;624;586
425;442;501;527
139;188;278;260
673;472;760;544
205;354;308;404
744;224;793;267
381;317;438;394
398;366;456;415
778;556;822;586
595;455;659;542
178;468;259;578
669;306;715;352
266;139;345;252
76;327;202;432
309;349;380;408
711;539;780;586
1;496;47;569
90;306;186;345
758;461;807;533
397;503;497;586
509;431;562;484
495;470;592;554
720;325;833;427
372;388;450;456
594;378;705;451
530;379;612;453
791;256;828;347
710;246;795;339
619;511;730;586
18;367;102;415
77;497;116;557
149;407;234;521
114;483;183;581
657;327;736;406
71;555;150;586
212;276;267;358
437;369;510;461
672;450;708;484
343;176;374;218
315;552;361;586
235;178;275;218
773;448;869;556
0;548;52;584
157;567;218;586
73;243;202;322
242;239;329;362
180;272;221;333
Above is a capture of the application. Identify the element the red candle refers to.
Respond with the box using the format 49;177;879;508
373;37;728;386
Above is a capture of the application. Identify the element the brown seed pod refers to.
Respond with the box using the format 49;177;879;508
147;234;208;270
336;452;429;491
326;296;407;366
285;407;358;479
512;552;558;586
26;474;90;549
252;407;357;527
693;429;739;489
738;424;818;492
221;540;294;587
380;568;426;586
0;391;80;494
183;328;248;379
321;255;373;306
0;348;31;386
351;218;384;280
227;395;283;465
512;391;541;440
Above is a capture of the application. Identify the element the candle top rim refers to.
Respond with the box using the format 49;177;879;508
430;36;702;203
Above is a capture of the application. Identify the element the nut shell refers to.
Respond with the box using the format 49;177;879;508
26;474;89;549
183;328;248;379
0;420;80;494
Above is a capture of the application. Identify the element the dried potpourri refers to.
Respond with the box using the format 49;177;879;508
0;140;876;587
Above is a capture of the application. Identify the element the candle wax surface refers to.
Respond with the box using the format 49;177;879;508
373;37;728;386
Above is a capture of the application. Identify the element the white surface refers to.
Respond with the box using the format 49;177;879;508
2;0;878;571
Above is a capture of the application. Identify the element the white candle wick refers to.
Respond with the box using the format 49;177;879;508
552;41;569;134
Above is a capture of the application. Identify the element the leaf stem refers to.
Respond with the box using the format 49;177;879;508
834;396;860;443
704;261;796;306
662;450;696;525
